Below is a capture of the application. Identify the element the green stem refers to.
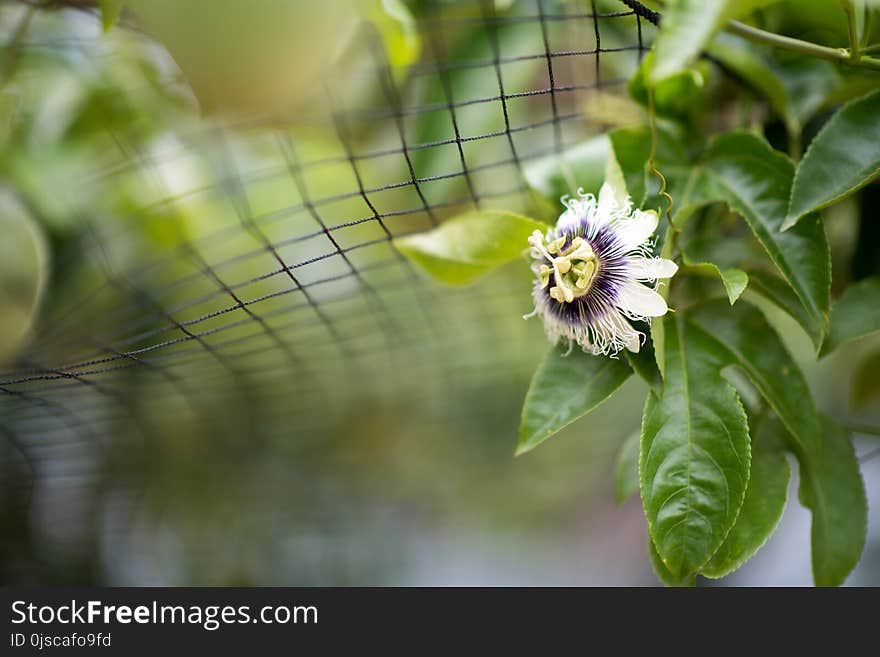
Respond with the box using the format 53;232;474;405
726;19;880;71
863;7;875;50
864;43;880;54
843;1;861;63
840;422;880;438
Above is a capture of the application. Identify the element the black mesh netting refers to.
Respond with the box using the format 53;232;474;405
0;0;658;577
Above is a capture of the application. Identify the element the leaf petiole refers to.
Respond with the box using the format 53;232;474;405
726;19;880;71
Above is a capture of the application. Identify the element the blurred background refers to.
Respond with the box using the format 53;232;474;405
0;0;877;586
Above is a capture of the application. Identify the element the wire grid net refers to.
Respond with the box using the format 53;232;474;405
0;0;654;563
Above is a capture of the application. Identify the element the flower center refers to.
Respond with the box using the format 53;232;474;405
529;231;599;303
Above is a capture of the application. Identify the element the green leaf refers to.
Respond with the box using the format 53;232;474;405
798;416;867;586
608;128;651;208
649;538;695;587
517;344;632;456
746;270;824;351
701;416;790;578
100;0;124;31
523;135;609;203
651;314;666;380
629;53;706;121
680;132;830;345
614;432;641;505
786;90;880;228
821;276;880;357
688;302;866;584
608;125;688;209
687;300;821;455
640;315;751;578
649;0;733;85
648;0;781;85
649;227;678;381
682;258;749;305
625;333;662;393
394;210;546;285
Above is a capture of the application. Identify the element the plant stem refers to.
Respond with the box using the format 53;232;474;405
863;6;875;50
843;1;861;63
840;422;880;438
726;19;880;71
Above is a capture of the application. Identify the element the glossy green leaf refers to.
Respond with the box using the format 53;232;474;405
680;132;830;344
682;258;749;304
607;129;651;209
701;417;790;578
625;334;662;393
629;53;706;121
798;416;867;586
786;90;880;228
649;0;733;85
649;538;695;587
651;314;666;381
821;276;880;356
394;210;546;285
688;301;866;584
608;125;688;209
649;0;780;85
648;226;679;382
517;344;632;456
614;431;640;505
523;135;609;203
746;270;824;350
640;315;751;578
687;300;821;455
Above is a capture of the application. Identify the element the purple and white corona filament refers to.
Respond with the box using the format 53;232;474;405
525;181;677;356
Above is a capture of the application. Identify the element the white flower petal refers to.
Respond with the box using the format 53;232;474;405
615;209;658;251
624;328;642;353
598;308;643;354
596;182;621;225
615;281;668;318
556;207;579;231
628;256;678;281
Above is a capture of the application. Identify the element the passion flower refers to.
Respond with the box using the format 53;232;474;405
526;181;677;356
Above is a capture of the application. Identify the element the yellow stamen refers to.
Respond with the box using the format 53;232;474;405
531;231;600;304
